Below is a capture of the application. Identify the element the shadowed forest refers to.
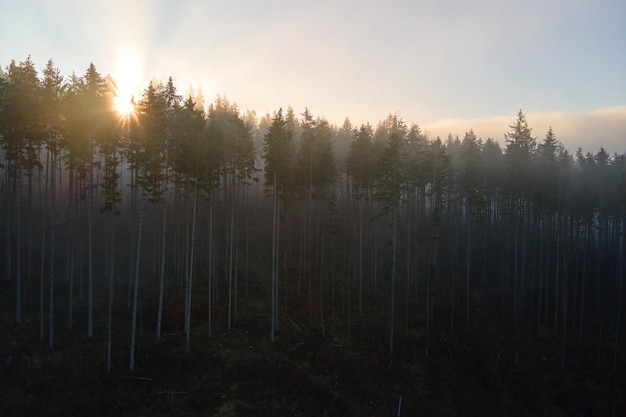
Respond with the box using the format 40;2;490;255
1;57;625;416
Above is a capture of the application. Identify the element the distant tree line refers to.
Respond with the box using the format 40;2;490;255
1;57;624;374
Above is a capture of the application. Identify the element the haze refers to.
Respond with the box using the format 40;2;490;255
1;0;624;153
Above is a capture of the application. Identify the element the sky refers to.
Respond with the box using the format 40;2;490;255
1;0;625;153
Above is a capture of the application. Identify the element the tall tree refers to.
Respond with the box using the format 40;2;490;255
460;129;484;327
375;129;406;356
0;57;42;324
347;124;375;314
263;108;293;342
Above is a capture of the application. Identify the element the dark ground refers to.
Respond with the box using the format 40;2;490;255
1;276;624;417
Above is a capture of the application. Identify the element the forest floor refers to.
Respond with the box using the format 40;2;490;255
1;276;625;417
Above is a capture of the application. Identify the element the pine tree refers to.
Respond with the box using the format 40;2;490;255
263;108;293;342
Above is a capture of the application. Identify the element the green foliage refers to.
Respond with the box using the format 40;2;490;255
503;110;535;199
208;95;256;184
347;124;375;194
293;109;335;199
461;129;485;220
262;108;293;199
374;131;406;212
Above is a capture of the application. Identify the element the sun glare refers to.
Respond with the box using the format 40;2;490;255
113;57;140;117
114;96;135;116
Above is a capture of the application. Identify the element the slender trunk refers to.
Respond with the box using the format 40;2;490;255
561;236;568;369
389;209;397;356
156;196;167;342
107;214;116;373
406;195;412;333
537;216;544;333
359;197;364;315
298;210;305;299
234;187;241;327
67;170;76;329
308;197;313;320
39;153;49;340
4;160;11;286
228;176;235;331
245;186;250;299
579;222;589;343
129;199;144;372
320;234;325;338
426;251;431;357
185;189;198;352
207;192;214;338
270;177;278;342
466;205;471;327
613;218;624;372
49;151;56;349
554;215;561;329
16;164;23;324
88;126;95;337
513;201;519;332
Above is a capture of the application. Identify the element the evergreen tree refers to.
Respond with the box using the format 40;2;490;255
262;108;293;342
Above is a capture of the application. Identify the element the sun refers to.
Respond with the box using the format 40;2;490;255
113;57;140;117
114;95;135;116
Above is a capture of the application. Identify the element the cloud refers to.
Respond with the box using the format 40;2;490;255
424;106;626;155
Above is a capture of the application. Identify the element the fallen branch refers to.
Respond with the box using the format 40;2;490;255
120;376;153;382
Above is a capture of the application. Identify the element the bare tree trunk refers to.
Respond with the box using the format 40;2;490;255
560;220;569;369
554;215;561;329
88;133;95;338
129;199;144;372
270;177;278;342
466;205;471;328
389;210;397;356
537;216;544;333
185;189;198;352
578;222;589;343
156;194;167;342
49;150;56;349
68;169;76;330
107;214;116;373
359;197;364;315
39;156;48;341
4;162;12;287
320;234;325;338
207;192;214;338
15;164;23;324
228;176;235;331
613;218;624;372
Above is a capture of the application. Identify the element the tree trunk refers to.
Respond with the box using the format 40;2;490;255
207;192;214;338
185;189;198;352
613;218;624;372
39;163;48;341
107;214;116;373
156;195;167;342
578;222;589;343
389;209;397;356
16;163;23;324
228;175;235;331
49;150;56;349
466;204;471;328
359;197;364;315
270;176;279;342
129;199;144;372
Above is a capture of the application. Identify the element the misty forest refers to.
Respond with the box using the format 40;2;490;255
1;57;625;416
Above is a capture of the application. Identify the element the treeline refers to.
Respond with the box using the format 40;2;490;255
1;57;624;374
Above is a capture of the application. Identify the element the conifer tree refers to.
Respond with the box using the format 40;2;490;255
263;108;292;342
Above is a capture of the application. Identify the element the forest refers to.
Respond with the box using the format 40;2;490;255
1;57;625;416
